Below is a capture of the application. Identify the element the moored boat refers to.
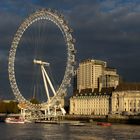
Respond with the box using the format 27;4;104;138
35;120;58;124
97;122;112;126
5;117;25;124
70;122;86;126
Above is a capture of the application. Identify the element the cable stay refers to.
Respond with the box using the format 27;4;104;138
33;59;56;96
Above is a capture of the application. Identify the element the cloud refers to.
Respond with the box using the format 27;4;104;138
65;0;140;82
0;0;140;99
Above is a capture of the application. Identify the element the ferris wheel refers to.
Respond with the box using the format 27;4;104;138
8;9;76;119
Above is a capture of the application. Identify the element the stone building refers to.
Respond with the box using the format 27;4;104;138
99;67;119;90
71;58;120;116
77;59;106;92
70;95;110;115
70;88;113;115
112;83;140;115
76;59;119;93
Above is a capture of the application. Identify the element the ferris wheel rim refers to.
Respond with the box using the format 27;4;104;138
8;8;75;110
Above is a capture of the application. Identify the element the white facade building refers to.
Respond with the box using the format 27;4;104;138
77;59;106;92
76;59;119;93
112;84;140;115
112;91;140;115
70;94;110;115
99;68;119;89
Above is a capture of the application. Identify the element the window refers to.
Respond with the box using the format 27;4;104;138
134;103;136;107
138;102;140;107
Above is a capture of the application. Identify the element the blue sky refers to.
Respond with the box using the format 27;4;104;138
0;0;140;99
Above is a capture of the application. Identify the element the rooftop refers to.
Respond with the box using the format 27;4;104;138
74;87;114;96
80;59;106;66
115;83;140;91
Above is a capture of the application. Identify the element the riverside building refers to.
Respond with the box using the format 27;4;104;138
99;67;119;90
76;59;119;93
70;89;113;115
77;59;106;92
112;83;140;115
70;59;119;115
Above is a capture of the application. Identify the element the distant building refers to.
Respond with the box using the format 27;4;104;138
70;88;113;115
77;59;106;92
70;58;120;116
112;83;140;115
70;95;110;115
76;59;119;93
2;100;17;103
99;67;119;90
71;58;140;116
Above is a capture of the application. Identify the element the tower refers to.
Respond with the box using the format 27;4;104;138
77;59;106;92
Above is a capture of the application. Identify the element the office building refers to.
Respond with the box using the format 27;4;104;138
76;59;119;93
70;88;113;115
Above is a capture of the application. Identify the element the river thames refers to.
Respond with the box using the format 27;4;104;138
0;123;140;140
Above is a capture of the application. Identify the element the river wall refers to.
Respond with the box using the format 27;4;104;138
0;114;7;122
64;114;140;125
1;114;140;124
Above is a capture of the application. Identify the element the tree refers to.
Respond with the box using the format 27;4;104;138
0;101;20;114
0;101;6;113
30;98;39;104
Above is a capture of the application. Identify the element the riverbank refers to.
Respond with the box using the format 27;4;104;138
1;114;140;124
64;114;140;125
0;114;6;122
1;121;140;139
0;113;21;122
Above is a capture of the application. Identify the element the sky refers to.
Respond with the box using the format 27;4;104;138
0;0;140;99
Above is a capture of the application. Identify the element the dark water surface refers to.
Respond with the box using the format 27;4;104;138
0;123;140;140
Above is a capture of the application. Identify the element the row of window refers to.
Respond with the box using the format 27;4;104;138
75;108;108;115
124;108;140;112
76;100;108;102
124;102;140;107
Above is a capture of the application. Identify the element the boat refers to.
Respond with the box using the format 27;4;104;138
35;120;58;124
5;117;25;124
97;122;112;126
70;122;86;126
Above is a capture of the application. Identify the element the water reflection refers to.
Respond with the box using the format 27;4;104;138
0;123;140;140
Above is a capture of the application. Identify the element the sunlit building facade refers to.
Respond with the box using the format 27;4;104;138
70;93;111;115
76;59;119;93
112;83;140;115
71;59;120;116
71;59;140;116
99;67;119;90
77;59;106;92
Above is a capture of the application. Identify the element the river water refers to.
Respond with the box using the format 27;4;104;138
0;123;140;140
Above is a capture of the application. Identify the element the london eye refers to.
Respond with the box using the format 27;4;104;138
8;9;76;120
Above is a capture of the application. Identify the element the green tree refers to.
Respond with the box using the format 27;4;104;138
0;101;6;113
30;98;39;104
6;101;14;113
13;102;20;113
0;101;20;114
